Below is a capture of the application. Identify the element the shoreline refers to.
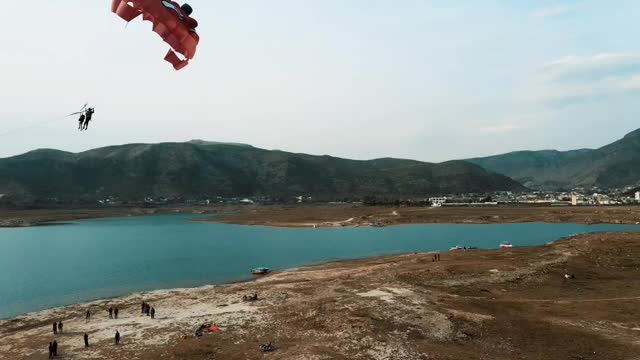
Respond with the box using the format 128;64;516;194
5;222;640;321
0;224;634;321
1;239;537;321
0;226;634;320
2;231;640;358
0;249;441;321
2;206;639;322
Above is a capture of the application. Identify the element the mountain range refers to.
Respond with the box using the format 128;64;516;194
468;128;640;190
0;142;523;204
1;128;638;204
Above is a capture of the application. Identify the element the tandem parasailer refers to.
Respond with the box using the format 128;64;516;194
67;103;96;131
111;0;200;70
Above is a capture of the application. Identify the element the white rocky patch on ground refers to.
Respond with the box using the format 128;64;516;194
356;287;414;303
0;285;264;359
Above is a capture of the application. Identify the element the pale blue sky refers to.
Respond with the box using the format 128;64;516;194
0;1;639;161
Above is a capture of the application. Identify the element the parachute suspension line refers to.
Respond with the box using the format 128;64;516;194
0;116;69;137
0;103;89;137
66;103;88;117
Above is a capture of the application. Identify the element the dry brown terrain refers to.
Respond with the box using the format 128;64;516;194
2;231;640;359
203;205;640;227
0;207;220;227
3;205;640;228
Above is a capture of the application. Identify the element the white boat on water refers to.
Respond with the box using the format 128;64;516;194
251;267;271;275
500;242;513;249
449;246;463;251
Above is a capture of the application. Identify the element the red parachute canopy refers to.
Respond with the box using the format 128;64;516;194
111;0;200;70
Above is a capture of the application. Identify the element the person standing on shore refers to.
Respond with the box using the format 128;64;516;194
86;309;91;321
141;301;145;314
108;307;113;319
52;322;58;335
114;307;119;319
52;340;58;357
84;333;89;347
58;321;63;334
48;342;53;358
150;307;155;319
115;330;120;345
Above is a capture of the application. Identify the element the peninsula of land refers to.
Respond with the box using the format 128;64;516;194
2;205;640;228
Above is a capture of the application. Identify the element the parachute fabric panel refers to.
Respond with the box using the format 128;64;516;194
111;0;200;70
164;49;189;70
112;1;141;22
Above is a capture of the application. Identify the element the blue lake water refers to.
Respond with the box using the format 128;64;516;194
0;214;638;319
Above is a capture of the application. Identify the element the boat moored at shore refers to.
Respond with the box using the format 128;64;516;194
251;267;271;275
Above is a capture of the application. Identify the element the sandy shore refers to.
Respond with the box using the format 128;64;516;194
2;231;640;359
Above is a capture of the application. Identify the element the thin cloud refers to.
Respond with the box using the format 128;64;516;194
532;5;573;18
529;53;640;106
543;53;640;72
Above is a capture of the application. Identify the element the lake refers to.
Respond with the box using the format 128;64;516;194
0;214;638;319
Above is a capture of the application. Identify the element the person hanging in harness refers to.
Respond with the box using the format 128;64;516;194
78;113;85;131
83;108;95;130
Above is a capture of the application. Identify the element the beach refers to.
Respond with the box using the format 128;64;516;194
2;231;640;359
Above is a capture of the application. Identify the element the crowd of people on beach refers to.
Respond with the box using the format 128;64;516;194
45;301;157;358
40;295;275;357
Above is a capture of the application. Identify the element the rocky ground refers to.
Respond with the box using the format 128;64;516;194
2;231;640;359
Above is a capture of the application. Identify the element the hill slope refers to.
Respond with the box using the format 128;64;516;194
0;142;524;203
468;128;640;190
